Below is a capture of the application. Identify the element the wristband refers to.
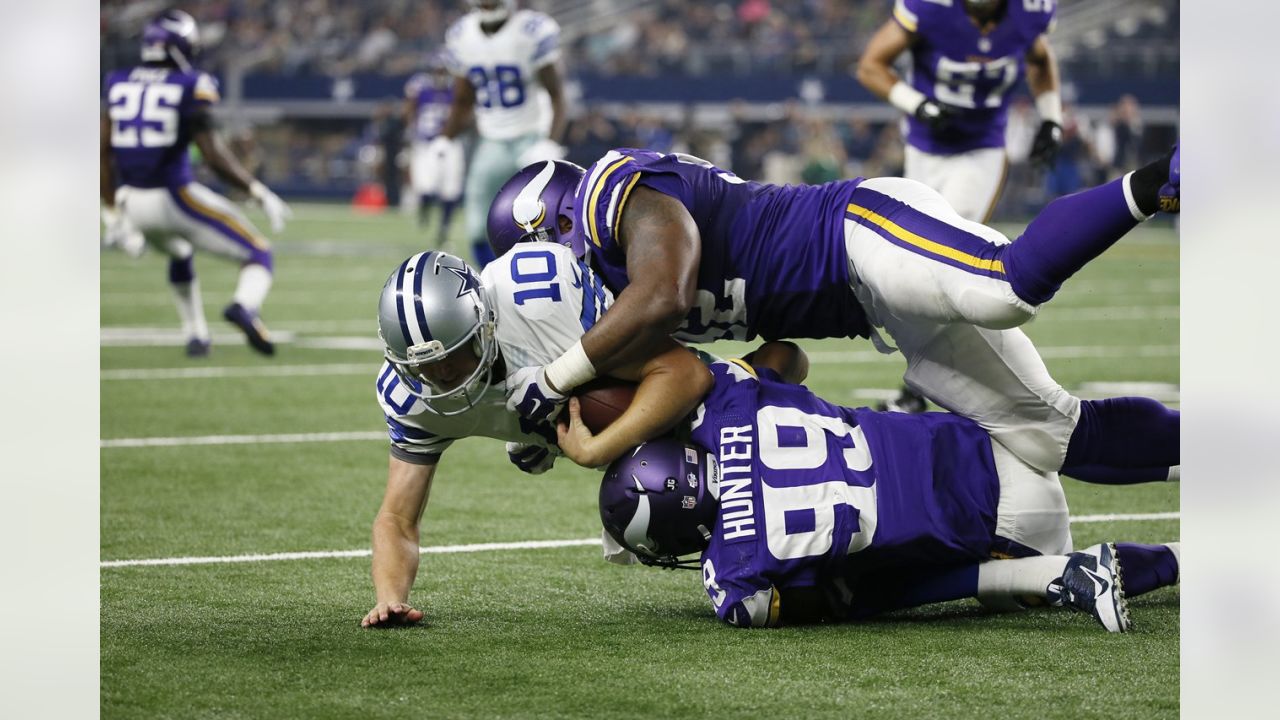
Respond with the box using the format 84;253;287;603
888;81;927;115
1035;92;1063;126
544;340;596;394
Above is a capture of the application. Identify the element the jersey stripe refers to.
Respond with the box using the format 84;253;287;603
610;173;642;244
175;186;269;250
893;0;919;32
586;156;634;247
846;202;1006;277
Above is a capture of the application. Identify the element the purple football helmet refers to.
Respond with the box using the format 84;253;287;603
599;437;721;569
141;9;200;72
487;160;587;259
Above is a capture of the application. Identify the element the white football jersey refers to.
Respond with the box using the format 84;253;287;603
443;9;560;140
377;242;612;461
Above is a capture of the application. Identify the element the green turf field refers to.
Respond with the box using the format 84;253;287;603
101;203;1179;719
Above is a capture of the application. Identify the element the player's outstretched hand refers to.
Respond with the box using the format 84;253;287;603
249;180;293;234
506;441;555;474
361;601;425;628
556;397;606;468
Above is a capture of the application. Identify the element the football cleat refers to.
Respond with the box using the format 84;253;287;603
1158;144;1179;214
1048;542;1131;633
875;386;928;414
222;303;275;356
185;337;211;358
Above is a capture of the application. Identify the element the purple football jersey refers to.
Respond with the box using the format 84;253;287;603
104;66;220;188
693;360;1000;627
578;149;870;343
894;0;1056;154
405;73;452;143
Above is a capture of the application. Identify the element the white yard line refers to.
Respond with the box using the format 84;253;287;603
100;513;1178;569
103;364;371;380
101;431;386;448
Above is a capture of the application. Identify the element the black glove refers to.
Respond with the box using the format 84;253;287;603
1029;120;1064;167
914;100;960;132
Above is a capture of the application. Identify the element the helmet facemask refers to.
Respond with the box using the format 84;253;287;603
378;252;501;417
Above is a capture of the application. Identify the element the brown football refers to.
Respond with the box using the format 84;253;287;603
574;377;638;434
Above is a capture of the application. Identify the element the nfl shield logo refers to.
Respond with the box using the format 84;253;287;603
681;496;696;509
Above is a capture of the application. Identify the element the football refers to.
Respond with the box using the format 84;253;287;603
574;377;638;434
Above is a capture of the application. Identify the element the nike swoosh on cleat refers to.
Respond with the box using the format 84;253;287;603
1080;565;1109;597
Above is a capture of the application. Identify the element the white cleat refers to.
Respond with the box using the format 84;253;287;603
1049;542;1131;633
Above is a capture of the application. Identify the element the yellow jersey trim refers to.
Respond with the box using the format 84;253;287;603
587;157;633;247
179;187;269;250
846;202;1004;275
728;358;759;378
612;174;642;246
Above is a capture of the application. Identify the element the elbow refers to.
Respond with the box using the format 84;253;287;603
645;287;694;333
854;59;881;89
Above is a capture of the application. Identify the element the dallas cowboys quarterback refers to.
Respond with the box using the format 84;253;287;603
856;0;1064;222
487;145;1180;488
101;8;291;357
586;341;1179;631
427;0;569;267
362;238;709;628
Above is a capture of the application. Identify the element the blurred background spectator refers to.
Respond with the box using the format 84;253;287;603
102;0;1179;221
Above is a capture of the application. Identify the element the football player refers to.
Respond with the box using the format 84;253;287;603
856;0;1064;222
404;57;462;245
488;147;1180;486
429;0;569;269
587;341;1179;631
362;236;709;628
101;9;291;357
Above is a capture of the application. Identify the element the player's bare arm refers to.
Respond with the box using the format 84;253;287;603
854;18;914;100
100;110;117;207
191;122;258;194
1024;34;1060;99
363;455;435;628
1024;34;1064;165
440;75;477;139
572;186;701;380
742;341;810;385
537;63;568;143
556;342;712;468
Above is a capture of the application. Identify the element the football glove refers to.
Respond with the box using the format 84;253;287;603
1029;120;1064;168
505;365;568;425
913;99;960;132
249;180;293;233
505;441;555;475
517;138;567;166
101;206;146;258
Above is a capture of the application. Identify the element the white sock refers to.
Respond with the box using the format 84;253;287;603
171;280;209;340
1166;466;1180;482
1166;542;1180;581
977;555;1070;601
233;263;273;312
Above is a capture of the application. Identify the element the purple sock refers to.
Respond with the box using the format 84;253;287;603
846;564;980;618
168;255;195;284
1000;177;1141;305
1061;463;1172;485
1065;397;1180;469
1115;543;1179;597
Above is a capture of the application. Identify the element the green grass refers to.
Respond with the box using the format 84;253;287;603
101;203;1179;719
